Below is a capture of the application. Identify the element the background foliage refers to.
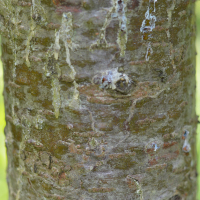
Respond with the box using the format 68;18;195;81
0;2;199;199
0;34;7;199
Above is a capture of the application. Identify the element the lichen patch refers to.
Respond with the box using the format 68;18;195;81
53;12;80;110
51;77;61;118
90;0;128;57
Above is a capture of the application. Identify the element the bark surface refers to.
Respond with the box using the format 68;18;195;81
0;0;197;199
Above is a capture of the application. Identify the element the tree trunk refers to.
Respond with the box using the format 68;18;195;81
0;0;197;199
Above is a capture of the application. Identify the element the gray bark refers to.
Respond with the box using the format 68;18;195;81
0;0;197;199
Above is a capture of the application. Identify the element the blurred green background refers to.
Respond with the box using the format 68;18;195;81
0;34;7;198
0;2;200;200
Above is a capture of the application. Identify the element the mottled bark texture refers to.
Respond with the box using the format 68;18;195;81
0;0;197;199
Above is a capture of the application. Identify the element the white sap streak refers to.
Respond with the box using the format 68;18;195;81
140;0;157;61
154;0;157;12
140;7;156;33
32;0;35;10
182;130;191;153
54;12;78;80
145;42;153;61
54;31;60;60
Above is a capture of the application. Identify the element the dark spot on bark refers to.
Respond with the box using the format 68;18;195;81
32;14;41;22
154;69;167;82
169;195;182;200
91;166;97;172
34;163;37;173
115;79;130;94
49;155;53;169
116;79;136;95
